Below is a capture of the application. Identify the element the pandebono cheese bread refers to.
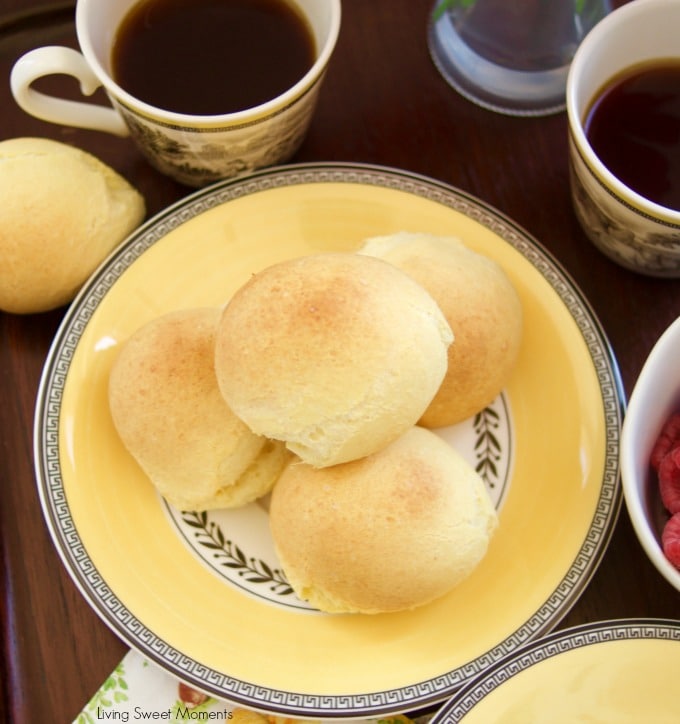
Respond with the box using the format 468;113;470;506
214;252;454;468
108;307;292;511
0;137;145;314
269;426;498;614
359;232;523;427
105;243;513;614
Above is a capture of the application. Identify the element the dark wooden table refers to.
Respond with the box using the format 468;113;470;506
2;1;678;721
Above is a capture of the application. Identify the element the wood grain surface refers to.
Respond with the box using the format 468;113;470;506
1;1;678;722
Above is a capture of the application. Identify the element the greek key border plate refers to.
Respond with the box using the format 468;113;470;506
432;618;680;722
34;163;625;718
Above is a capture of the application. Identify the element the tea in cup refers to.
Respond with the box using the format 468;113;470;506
566;0;680;276
11;0;341;186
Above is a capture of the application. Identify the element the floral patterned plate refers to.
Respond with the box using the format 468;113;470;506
35;163;624;718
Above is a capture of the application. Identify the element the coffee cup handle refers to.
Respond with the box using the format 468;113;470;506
10;46;130;137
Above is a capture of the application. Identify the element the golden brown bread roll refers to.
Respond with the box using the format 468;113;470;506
108;307;291;511
359;232;522;427
214;252;453;468
0;137;145;314
269;426;498;614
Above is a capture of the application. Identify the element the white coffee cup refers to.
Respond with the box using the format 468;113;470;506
11;0;341;187
566;0;680;277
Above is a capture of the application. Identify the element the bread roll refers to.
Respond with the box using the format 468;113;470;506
269;426;498;614
359;232;522;427
108;308;291;511
214;252;453;468
0;137;145;314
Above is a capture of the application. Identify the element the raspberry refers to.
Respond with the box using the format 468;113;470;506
661;513;680;569
658;446;680;514
650;413;680;471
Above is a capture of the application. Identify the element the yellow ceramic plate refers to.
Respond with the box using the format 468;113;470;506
430;618;680;723
34;163;623;717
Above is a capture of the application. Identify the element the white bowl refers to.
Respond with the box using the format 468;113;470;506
621;316;680;591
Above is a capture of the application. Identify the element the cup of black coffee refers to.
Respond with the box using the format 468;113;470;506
11;0;341;186
566;0;680;277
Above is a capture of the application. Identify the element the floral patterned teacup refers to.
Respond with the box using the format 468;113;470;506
10;0;341;187
566;0;680;277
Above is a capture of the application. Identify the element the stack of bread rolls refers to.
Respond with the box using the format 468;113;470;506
108;233;523;613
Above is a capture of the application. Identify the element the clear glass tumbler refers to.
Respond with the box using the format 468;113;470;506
428;0;612;116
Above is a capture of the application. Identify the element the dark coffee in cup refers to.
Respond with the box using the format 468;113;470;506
584;60;680;212
112;0;316;115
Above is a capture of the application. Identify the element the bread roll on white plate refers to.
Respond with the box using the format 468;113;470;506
214;252;453;468
359;232;522;427
108;307;291;511
269;426;498;614
0;137;145;314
